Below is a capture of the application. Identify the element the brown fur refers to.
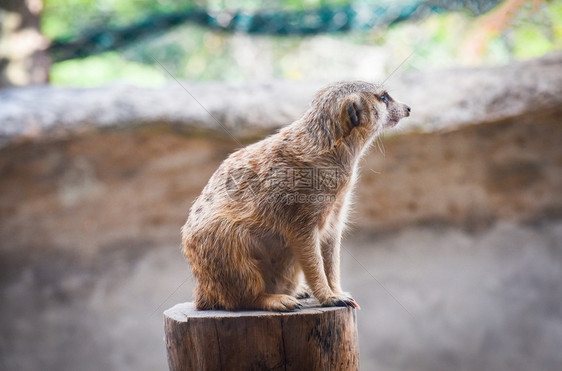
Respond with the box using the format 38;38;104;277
181;81;410;311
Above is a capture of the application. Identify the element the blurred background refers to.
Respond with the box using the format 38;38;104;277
1;0;561;370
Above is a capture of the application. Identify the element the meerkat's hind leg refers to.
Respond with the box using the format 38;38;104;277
193;284;218;310
252;293;303;312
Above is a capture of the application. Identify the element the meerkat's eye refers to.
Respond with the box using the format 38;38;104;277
380;93;389;104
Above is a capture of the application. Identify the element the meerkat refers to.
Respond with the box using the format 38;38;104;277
181;81;410;311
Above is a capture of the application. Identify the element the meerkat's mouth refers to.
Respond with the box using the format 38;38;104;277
384;116;400;128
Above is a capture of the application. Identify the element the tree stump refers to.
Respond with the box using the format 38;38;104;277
164;299;359;371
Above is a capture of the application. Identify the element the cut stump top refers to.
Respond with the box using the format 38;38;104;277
164;298;349;320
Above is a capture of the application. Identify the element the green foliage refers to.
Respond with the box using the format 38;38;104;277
42;0;193;39
49;52;167;86
513;25;553;58
510;1;561;58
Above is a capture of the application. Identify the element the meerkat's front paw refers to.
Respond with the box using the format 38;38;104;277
321;294;360;309
334;291;354;301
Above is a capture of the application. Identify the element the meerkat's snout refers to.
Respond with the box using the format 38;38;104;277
383;99;410;128
394;101;411;119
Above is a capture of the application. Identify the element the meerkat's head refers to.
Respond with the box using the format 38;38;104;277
303;81;410;150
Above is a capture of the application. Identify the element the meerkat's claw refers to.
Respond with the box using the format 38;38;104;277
348;300;360;309
341;299;360;309
337;299;350;307
295;291;311;299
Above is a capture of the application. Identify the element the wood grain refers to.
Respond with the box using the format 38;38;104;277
164;299;359;371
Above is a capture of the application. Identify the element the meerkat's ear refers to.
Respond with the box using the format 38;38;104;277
335;93;363;143
344;93;363;128
347;102;360;127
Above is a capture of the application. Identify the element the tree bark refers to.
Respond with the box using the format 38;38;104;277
164;300;359;371
0;0;50;87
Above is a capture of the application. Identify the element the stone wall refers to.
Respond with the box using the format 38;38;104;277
1;52;561;144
